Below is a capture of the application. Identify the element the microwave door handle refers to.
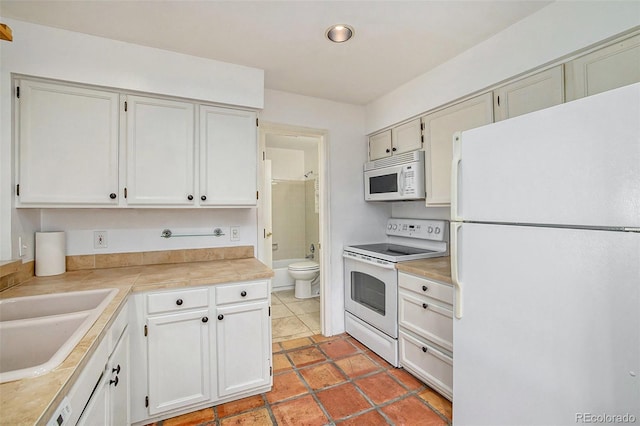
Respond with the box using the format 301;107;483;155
399;169;405;195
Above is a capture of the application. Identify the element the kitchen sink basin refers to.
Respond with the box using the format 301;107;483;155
0;288;117;383
0;288;117;322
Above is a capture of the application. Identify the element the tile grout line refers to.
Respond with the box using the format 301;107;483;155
160;292;451;425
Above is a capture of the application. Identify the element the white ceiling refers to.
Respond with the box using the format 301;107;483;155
0;1;552;105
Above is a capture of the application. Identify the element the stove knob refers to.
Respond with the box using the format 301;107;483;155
388;224;393;230
435;227;441;234
392;225;398;230
428;226;434;233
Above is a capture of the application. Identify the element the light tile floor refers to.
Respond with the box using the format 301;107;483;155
271;289;321;342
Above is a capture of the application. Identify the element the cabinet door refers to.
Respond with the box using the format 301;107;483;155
125;96;195;205
493;66;564;122
16;79;119;206
368;130;392;161
215;300;270;397
77;373;109;426
423;93;493;206
565;34;640;102
199;106;257;206
109;329;129;426
147;309;211;415
391;119;422;155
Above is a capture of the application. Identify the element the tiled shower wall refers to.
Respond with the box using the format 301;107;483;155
272;179;319;261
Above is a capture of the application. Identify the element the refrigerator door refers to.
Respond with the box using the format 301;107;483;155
452;83;640;228
453;222;640;426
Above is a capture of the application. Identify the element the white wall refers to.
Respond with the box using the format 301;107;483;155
267;147;305;180
41;209;257;256
261;89;391;335
365;1;640;134
0;18;264;260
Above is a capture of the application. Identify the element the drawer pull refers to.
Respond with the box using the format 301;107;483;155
112;364;120;374
176;299;183;306
422;285;428;292
422;346;428;353
422;303;429;309
241;290;247;297
217;314;224;321
202;317;209;323
110;376;119;387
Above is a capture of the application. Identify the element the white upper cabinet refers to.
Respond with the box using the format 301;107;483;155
493;66;564;122
368;130;392;161
565;34;640;102
15;78;258;208
16;79;119;206
422;93;493;206
125;96;195;206
368;120;423;162
199;106;257;206
391;119;423;155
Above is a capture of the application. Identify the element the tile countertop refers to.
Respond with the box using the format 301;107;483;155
396;256;452;285
0;258;274;426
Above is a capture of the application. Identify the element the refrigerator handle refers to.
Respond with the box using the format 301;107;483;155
451;132;462;221
451;222;463;319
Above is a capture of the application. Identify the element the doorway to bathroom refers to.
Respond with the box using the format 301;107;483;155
257;123;328;341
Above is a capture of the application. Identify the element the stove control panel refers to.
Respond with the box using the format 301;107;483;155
386;219;448;241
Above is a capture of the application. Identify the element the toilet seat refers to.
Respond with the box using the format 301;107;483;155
288;261;319;271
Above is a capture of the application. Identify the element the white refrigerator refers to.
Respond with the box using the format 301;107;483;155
450;83;640;425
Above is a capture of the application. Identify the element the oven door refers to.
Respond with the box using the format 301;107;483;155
343;252;398;338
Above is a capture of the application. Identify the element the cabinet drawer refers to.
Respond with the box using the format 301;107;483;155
147;288;209;314
398;272;453;305
215;281;268;305
399;331;452;401
399;290;453;352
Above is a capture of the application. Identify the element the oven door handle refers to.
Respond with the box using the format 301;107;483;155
343;252;396;270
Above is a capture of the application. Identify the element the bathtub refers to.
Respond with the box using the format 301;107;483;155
271;258;305;291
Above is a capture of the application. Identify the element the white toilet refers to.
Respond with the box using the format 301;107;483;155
288;261;320;299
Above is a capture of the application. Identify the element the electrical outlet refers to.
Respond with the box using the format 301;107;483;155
94;231;108;249
18;236;27;257
230;226;240;241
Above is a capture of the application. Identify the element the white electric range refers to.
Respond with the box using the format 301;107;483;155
343;218;448;366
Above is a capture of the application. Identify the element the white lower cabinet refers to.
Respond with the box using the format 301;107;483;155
216;300;271;397
79;329;129;425
130;280;272;424
399;331;453;400
71;303;130;426
147;309;211;415
398;271;453;401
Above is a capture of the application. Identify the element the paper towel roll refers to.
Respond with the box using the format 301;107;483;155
35;231;66;276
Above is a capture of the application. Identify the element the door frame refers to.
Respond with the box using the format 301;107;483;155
257;122;331;336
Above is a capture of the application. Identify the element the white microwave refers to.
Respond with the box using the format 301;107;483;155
364;151;425;201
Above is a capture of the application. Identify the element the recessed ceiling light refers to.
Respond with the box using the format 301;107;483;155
325;24;354;43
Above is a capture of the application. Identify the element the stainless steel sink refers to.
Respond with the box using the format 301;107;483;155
0;288;117;383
